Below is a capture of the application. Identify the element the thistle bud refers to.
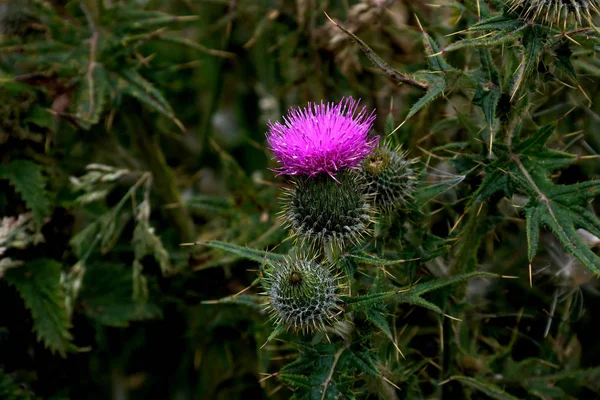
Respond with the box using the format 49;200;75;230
282;170;373;252
262;258;342;333
507;0;600;28
361;144;418;212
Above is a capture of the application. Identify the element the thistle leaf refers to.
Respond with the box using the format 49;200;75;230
193;240;286;265
444;27;526;53
401;74;446;123
470;124;600;273
73;63;108;129
453;376;520;400
346;252;413;266
400;271;498;297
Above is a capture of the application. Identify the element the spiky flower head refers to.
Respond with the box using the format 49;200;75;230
262;257;342;333
266;97;379;179
507;0;600;27
282;170;372;252
362;144;418;211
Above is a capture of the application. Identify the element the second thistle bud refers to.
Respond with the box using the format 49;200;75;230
282;170;372;252
262;258;342;333
361;144;418;211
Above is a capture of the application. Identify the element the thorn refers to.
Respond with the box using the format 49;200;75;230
449;211;466;234
392;340;406;359
383;375;402;391
443;313;462;322
445;28;468;37
529;262;533;288
414;14;424;33
324;11;337;26
577;84;592;107
388;119;407;137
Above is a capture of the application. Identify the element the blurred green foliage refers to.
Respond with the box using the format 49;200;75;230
1;0;599;399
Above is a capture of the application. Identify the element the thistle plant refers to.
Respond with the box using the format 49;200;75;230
2;1;600;399
202;2;600;398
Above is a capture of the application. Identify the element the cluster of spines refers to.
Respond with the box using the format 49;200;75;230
361;144;418;212
281;170;373;253
262;257;342;333
506;0;600;28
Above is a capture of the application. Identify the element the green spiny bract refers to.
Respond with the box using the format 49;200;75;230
507;0;600;27
262;258;342;333
361;144;418;212
282;171;372;252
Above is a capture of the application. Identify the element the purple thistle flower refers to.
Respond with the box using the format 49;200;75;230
266;97;378;180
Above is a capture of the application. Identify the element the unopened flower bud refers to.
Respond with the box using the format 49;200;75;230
361;144;418;211
262;258;342;333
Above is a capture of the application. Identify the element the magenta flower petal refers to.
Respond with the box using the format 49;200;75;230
266;97;379;178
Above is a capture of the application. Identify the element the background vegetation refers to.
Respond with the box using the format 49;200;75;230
1;0;599;399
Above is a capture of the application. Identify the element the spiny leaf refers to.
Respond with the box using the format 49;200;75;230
345;252;413;266
397;294;448;317
401;73;446;124
468;15;525;31
417;19;454;72
511;27;545;99
479;48;500;84
400;271;498;297
0;160;51;226
471;124;600;273
3;259;75;357
524;178;600;273
415;172;466;205
365;308;395;348
346;348;381;377
472;82;501;130
345;272;498;312
452;376;520;400
202;294;265;311
342;292;395;311
73;63;108;129
280;343;359;399
192;240;286;265
444;26;526;53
